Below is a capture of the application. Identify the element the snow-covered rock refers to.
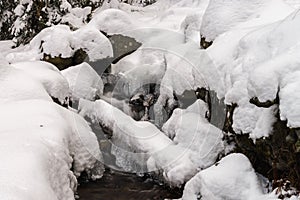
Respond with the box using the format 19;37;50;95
89;8;136;35
111;48;166;97
7;24;113;63
181;153;265;200
163;100;224;169
0;60;104;200
196;0;300;139
200;0;293;41
62;62;103;101
11;61;69;104
0;65;52;103
0;99;104;200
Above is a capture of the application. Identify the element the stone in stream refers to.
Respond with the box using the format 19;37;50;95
129;93;155;121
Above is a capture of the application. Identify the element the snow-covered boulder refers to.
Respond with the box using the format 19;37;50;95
111;48;166;97
0;65;52;103
0;100;104;200
89;9;136;35
0;59;104;199
62;62;103;101
200;0;293;41
181;153;265;200
163;100;224;169
7;24;113;64
11;61;69;104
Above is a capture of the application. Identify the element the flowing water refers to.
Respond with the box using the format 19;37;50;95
77;170;182;200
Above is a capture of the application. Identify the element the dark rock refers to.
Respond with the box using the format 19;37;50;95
250;96;279;108
234;114;300;190
200;36;213;49
42;48;88;70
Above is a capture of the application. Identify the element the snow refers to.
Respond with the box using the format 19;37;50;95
162;100;224;169
89;8;136;35
233;104;278;141
0;100;104;200
111;48;166;97
7;24;113;63
11;61;69;104
61;7;92;28
1;0;300;198
181;153;266;200
61;62;104;101
195;0;300;139
0;60;104;199
0;65;52;103
78;99;200;186
200;0;293;41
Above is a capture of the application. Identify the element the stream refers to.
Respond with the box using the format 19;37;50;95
76;34;187;200
77;170;182;200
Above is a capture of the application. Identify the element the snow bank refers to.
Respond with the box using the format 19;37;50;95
0;62;104;199
62;62;103;101
12;61;69;104
181;153;265;200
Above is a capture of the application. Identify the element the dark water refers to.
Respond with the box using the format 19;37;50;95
77;170;182;200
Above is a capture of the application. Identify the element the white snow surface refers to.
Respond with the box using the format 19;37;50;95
181;153;267;200
1;0;300;198
62;62;104;101
0;62;104;199
197;0;300;138
11;61;69;104
162;100;224;168
7;24;113;63
200;0;293;41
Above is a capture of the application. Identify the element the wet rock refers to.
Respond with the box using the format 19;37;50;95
43;48;87;70
200;36;213;49
129;93;155;121
250;96;279;108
